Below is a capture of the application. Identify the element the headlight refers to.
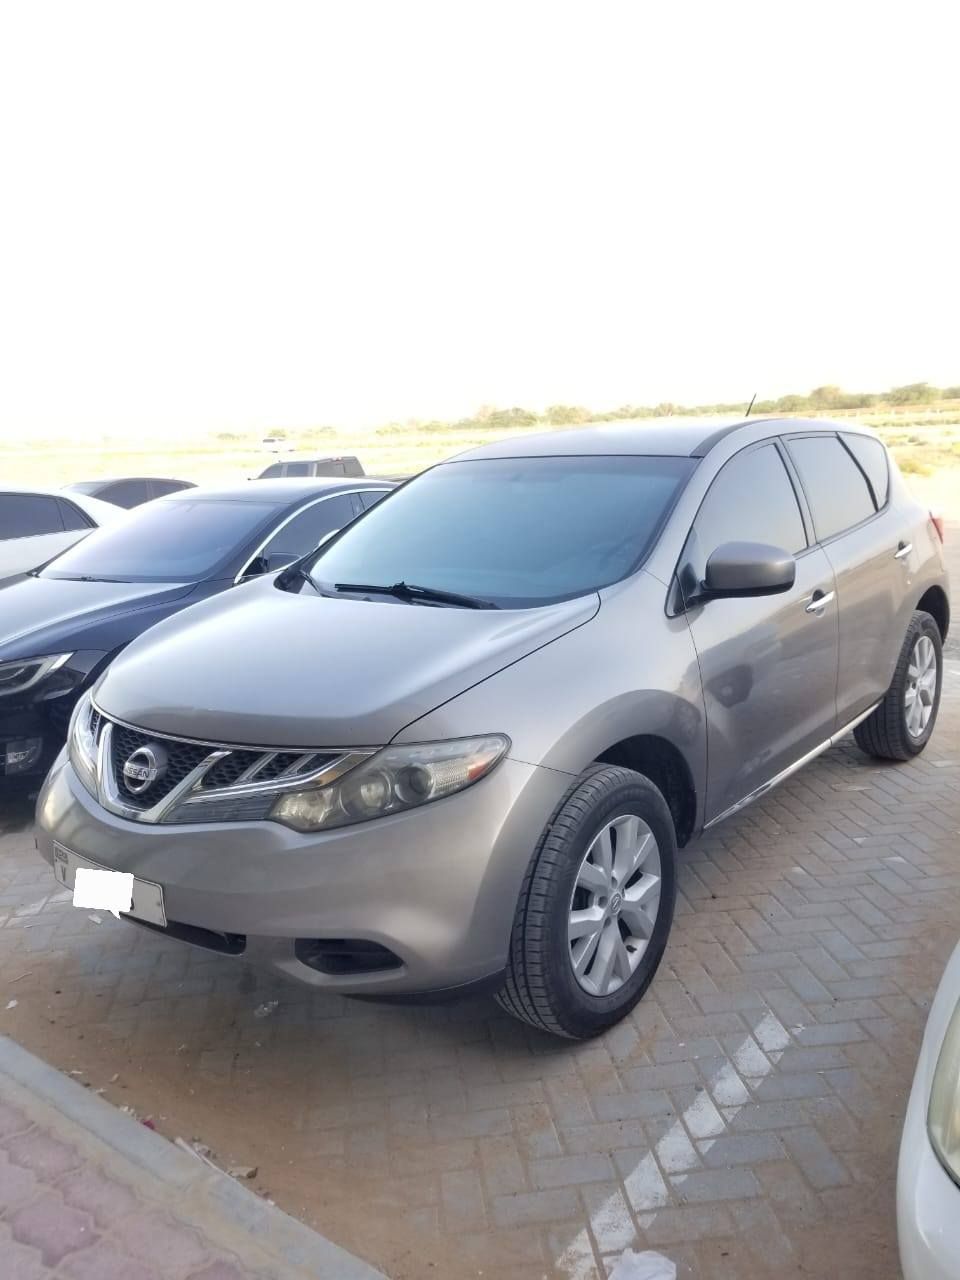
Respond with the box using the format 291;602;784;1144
68;691;99;798
929;997;960;1186
0;653;72;698
270;735;510;832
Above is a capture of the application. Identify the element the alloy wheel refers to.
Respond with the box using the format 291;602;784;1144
567;813;662;996
905;634;937;738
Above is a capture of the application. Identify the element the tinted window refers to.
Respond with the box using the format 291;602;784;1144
342;458;363;476
259;463;284;478
150;479;194;498
310;456;695;607
357;488;390;511
58;499;94;531
787;435;875;541
263;495;356;559
0;494;64;539
841;433;889;507
43;499;279;582
101;479;150;508
283;462;312;477
685;445;806;580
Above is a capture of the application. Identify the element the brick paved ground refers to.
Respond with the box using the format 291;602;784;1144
0;1036;384;1279
1;542;958;1279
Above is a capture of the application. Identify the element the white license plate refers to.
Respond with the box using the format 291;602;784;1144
53;843;167;928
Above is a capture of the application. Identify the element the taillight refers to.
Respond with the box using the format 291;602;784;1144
931;511;945;543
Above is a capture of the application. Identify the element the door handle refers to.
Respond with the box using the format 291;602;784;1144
894;541;913;560
805;589;835;614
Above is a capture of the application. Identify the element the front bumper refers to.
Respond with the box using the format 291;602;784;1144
35;750;571;994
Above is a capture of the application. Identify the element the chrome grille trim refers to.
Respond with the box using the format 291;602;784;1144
90;703;377;825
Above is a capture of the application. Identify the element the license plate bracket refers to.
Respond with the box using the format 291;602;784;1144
53;843;167;928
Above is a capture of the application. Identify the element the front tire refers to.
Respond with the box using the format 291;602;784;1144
854;610;943;761
496;765;677;1039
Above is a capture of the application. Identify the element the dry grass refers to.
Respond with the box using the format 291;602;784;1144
3;411;960;514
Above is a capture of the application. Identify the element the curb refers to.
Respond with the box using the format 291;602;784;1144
0;1033;388;1279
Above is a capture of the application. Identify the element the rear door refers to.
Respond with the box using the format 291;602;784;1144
0;493;72;578
785;432;908;725
679;442;840;823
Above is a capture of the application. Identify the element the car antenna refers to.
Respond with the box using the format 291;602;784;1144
744;392;757;418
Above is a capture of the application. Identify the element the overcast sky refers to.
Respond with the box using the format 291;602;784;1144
1;1;957;437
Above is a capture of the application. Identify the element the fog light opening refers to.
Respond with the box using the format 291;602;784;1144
295;938;403;976
4;737;43;775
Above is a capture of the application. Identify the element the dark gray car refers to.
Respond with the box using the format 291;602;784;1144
35;418;949;1039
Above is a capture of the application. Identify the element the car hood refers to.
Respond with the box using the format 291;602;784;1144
0;575;198;660
95;575;600;746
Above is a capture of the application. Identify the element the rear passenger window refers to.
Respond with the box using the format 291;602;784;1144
786;435;875;541
686;444;807;579
0;494;64;539
841;433;889;508
283;462;311;477
101;480;150;508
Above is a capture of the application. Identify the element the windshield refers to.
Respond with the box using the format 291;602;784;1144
311;455;694;607
43;498;280;582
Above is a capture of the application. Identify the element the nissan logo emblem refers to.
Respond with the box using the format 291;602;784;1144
122;745;167;796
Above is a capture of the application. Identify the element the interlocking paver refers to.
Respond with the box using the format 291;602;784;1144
0;538;957;1278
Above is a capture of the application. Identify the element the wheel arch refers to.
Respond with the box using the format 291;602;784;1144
917;585;949;641
594;734;698;847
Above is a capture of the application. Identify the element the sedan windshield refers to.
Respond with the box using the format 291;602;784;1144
43;499;280;583
312;456;694;607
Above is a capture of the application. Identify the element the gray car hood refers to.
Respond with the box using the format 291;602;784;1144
95;575;599;746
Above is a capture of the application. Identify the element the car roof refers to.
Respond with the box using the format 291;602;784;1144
261;455;359;463
161;477;394;504
447;416;877;462
64;477;193;490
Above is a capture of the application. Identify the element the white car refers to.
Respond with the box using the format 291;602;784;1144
898;940;960;1278
0;487;122;582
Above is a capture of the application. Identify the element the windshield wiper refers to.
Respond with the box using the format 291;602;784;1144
333;581;498;610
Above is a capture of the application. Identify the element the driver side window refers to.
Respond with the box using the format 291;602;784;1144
684;444;807;586
250;494;356;574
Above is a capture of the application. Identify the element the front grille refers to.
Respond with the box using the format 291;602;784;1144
111;724;210;810
201;751;262;789
94;708;361;824
200;749;337;791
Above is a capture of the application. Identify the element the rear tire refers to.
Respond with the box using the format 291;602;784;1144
496;765;677;1039
854;610;942;761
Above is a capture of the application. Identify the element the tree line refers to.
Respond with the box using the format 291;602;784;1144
403;381;960;433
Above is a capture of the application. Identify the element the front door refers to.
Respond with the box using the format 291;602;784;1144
679;442;840;823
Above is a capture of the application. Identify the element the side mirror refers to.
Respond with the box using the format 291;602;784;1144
264;552;298;573
699;541;796;601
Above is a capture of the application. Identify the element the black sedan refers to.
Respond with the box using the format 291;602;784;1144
0;477;393;783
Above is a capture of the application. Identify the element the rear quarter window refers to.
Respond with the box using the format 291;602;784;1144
841;433;889;508
58;499;95;531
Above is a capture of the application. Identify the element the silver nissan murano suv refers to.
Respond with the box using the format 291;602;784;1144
35;418;949;1039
